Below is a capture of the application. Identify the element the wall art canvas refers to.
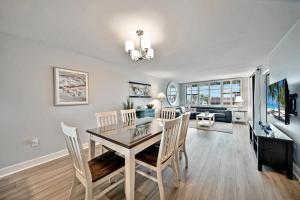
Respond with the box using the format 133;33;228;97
54;67;89;105
129;81;151;98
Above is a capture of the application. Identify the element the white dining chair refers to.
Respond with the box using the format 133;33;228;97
160;107;176;120
135;116;182;200
60;122;125;200
176;112;190;176
95;111;118;155
120;109;136;123
95;111;118;127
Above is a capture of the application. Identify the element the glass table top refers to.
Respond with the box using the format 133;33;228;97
87;117;164;149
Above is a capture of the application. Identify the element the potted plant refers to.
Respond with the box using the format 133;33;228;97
122;98;134;110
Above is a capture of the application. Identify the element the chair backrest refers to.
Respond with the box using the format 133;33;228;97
60;122;91;182
160;107;176;120
158;116;182;165
120;109;136;123
95;111;118;127
177;112;190;147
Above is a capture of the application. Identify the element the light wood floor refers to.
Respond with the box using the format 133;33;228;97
1;124;300;200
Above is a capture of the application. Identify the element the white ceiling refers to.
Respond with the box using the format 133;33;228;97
1;0;300;82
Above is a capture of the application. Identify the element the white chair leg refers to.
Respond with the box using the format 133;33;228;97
69;176;78;200
179;151;183;159
100;145;105;155
84;185;93;200
172;155;180;184
157;171;165;200
183;146;188;169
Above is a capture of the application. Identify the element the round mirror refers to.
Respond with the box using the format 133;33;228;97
166;82;178;106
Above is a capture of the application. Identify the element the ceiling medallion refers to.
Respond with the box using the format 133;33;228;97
125;30;154;61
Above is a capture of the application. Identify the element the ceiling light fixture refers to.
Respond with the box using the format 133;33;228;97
125;30;154;61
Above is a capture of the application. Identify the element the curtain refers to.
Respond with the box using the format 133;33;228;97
248;76;253;122
254;68;262;125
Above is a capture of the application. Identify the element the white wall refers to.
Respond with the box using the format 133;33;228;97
263;19;300;169
0;33;164;168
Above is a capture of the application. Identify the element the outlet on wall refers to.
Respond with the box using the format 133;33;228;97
31;138;39;147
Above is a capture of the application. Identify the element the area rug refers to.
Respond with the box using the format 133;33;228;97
189;120;233;134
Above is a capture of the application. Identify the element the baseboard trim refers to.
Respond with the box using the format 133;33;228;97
0;143;89;178
2;144;299;180
293;163;300;180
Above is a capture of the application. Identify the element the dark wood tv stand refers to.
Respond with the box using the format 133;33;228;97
249;121;294;179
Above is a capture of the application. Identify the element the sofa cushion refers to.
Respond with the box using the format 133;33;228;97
188;106;232;123
215;113;226;118
180;106;186;113
196;109;208;112
209;110;225;114
192;106;227;111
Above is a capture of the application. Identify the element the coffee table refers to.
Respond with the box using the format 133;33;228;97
196;113;215;128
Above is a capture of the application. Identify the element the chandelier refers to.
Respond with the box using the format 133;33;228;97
125;30;154;61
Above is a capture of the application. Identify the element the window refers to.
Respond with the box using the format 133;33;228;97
186;85;192;105
232;80;241;105
185;79;241;106
222;81;231;105
199;84;209;105
191;84;199;105
186;84;198;105
210;82;221;105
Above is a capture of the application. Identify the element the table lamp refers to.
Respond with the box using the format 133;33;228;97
157;92;166;111
235;96;243;110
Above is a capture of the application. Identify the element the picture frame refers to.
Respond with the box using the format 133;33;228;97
53;67;89;106
128;81;151;98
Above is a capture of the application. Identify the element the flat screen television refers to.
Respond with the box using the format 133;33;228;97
267;78;290;125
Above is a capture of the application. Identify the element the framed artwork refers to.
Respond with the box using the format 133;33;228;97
129;81;151;98
54;67;89;106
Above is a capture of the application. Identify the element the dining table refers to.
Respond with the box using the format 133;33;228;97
86;117;163;200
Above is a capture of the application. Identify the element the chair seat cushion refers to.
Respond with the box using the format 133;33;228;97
88;151;124;182
136;145;160;167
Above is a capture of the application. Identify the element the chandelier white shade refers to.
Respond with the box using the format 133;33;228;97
125;30;154;61
146;48;154;59
125;41;134;52
141;38;151;50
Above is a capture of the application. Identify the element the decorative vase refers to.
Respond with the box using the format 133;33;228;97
146;104;154;109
